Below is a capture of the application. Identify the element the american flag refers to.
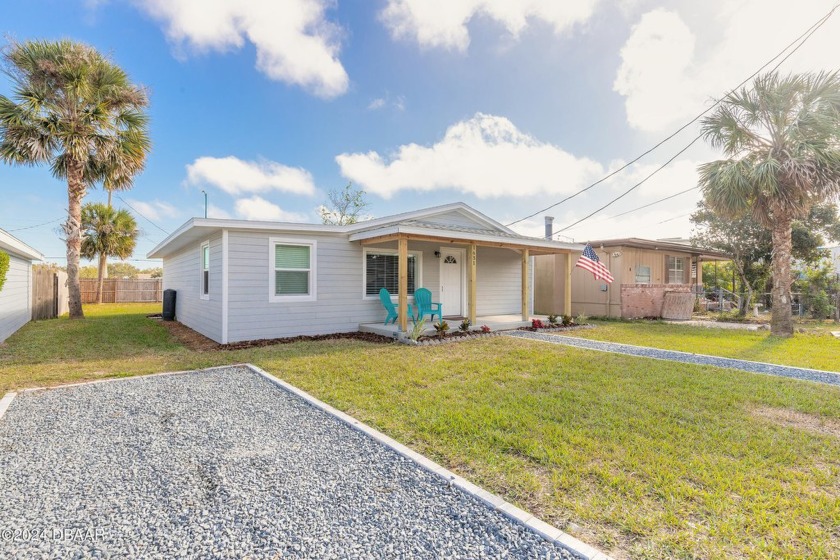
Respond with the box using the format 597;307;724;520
575;243;614;283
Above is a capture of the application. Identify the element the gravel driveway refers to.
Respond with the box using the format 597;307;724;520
0;367;576;559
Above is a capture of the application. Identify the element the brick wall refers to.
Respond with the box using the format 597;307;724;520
620;284;692;318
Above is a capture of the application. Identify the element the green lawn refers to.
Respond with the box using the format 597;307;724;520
557;320;840;372
1;304;839;559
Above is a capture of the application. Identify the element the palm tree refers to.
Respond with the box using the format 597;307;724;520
699;71;840;336
0;40;150;319
81;203;139;304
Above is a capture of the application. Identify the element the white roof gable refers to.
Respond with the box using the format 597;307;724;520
345;203;516;235
0;229;43;261
148;202;579;259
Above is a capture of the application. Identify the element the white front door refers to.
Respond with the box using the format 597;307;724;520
439;248;464;317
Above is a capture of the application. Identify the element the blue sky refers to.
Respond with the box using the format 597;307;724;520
1;0;838;265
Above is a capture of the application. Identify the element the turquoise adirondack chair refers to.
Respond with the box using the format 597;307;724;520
412;288;442;322
379;288;399;325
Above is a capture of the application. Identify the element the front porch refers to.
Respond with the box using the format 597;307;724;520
360;314;549;339
350;226;578;335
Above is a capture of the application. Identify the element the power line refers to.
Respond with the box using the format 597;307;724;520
556;185;700;234
608;186;699;220
556;136;702;233
6;217;64;232
658;213;693;225
115;195;170;236
551;3;837;235
506;3;839;229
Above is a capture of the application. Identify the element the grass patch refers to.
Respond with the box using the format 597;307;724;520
1;305;839;559
560;320;840;372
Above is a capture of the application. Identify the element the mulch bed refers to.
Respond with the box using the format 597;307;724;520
149;315;395;351
517;323;593;333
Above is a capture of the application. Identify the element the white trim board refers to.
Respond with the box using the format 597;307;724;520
221;229;229;344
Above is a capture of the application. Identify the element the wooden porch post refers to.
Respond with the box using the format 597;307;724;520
521;249;529;321
468;242;477;324
564;252;572;316
398;235;408;332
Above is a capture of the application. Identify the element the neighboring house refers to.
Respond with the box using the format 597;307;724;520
148;203;582;343
535;237;728;319
0;229;43;343
827;246;840;276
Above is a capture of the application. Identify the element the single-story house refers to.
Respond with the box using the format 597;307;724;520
0;228;43;343
535;237;729;319
148;203;583;343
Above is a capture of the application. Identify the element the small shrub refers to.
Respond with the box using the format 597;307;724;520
575;312;588;324
434;320;449;338
480;325;491;333
531;319;545;329
809;291;835;319
459;318;471;332
0;250;8;292
409;317;426;341
547;314;559;326
561;315;574;327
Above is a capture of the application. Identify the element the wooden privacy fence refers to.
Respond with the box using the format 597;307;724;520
80;278;163;304
31;268;69;320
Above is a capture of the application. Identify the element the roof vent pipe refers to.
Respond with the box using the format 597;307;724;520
544;216;554;240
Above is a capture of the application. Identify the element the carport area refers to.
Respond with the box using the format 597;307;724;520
0;366;581;559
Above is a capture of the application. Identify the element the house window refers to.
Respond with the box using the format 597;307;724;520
667;256;685;284
364;250;420;297
270;238;316;302
635;265;651;284
200;241;210;300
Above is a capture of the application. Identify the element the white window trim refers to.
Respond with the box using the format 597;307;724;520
269;237;317;303
199;240;210;300
667;256;685;284
362;247;423;300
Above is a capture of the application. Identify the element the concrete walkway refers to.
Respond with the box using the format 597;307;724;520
506;331;840;387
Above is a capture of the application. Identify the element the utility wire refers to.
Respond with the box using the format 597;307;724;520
6;217;64;232
116;195;170;235
554;6;836;235
506;3;839;228
556;136;702;233
556;185;700;235
658;212;693;225
608;186;699;219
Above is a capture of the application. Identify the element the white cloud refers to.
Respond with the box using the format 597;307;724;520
379;0;599;51
234;196;309;222
133;0;348;98
367;93;406;111
185;156;316;196
614;1;840;132
368;98;386;110
336;113;604;199
125;199;180;221
206;204;231;219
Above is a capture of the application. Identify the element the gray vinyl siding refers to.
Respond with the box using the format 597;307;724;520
0;254;31;343
227;231;386;342
475;247;523;315
162;234;223;342
163;227;533;343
